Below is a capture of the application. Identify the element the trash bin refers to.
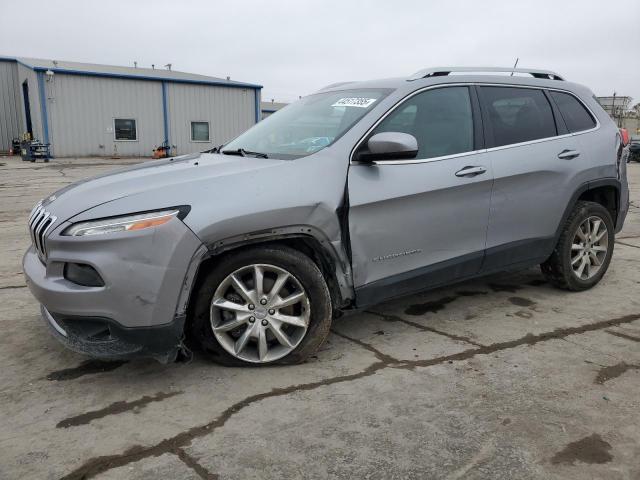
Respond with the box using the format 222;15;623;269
20;140;51;163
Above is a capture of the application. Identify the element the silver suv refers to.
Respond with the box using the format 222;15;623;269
24;67;630;365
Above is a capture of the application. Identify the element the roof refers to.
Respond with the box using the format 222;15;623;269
0;55;262;89
319;72;589;99
319;67;574;93
261;101;288;112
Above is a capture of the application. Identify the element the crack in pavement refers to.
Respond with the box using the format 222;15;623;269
606;329;640;342
46;360;128;381
331;329;400;364
594;362;640;385
174;448;219;480
365;310;486;347
0;285;26;290
59;360;389;480
616;240;640;249
56;391;183;428
58;312;640;480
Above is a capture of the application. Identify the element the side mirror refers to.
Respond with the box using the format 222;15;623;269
357;132;418;162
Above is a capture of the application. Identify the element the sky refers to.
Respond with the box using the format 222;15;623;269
2;0;639;105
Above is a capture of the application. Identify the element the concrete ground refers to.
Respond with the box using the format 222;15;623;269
0;155;639;480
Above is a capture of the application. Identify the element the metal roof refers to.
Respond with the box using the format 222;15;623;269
0;55;262;89
260;101;288;112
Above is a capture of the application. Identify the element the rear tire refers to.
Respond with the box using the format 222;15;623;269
541;201;614;291
190;245;332;366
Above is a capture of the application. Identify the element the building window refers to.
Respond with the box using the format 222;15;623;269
191;122;210;142
114;119;137;141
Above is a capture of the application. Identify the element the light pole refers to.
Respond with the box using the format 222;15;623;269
612;92;617;126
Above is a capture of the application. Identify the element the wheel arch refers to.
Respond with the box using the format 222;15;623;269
182;227;354;334
553;178;620;250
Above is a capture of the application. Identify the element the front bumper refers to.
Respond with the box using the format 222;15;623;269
40;306;186;362
24;217;205;361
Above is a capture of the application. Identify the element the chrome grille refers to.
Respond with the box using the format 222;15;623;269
28;202;57;262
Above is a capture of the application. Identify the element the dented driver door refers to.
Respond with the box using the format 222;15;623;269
346;85;493;306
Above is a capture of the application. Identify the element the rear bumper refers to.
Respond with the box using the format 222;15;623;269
616;157;630;233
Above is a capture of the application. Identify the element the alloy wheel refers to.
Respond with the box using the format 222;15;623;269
570;215;609;280
210;264;310;363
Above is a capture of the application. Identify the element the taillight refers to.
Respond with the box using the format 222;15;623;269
615;130;628;178
619;128;630;146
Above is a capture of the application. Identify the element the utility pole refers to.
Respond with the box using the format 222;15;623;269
612;92;618;127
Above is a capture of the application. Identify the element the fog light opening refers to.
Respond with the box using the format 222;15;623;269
64;263;105;287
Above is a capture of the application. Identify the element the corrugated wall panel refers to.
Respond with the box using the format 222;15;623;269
48;74;164;157
166;83;255;155
0;61;23;152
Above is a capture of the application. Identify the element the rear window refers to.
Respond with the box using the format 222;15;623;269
549;91;596;133
480;87;556;147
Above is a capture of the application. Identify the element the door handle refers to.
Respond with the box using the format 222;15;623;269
455;166;487;177
558;149;580;160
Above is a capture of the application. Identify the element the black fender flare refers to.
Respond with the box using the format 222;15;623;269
177;225;355;320
551;178;621;252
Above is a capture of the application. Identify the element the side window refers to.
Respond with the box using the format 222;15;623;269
372;86;474;159
480;87;556;147
549;91;596;133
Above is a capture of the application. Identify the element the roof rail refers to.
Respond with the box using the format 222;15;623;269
408;67;565;81
319;81;356;91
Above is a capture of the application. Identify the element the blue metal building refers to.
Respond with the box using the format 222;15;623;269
0;56;262;157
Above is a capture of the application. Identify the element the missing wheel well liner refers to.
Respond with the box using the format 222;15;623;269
578;186;618;222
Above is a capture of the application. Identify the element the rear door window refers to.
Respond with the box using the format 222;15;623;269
549;91;597;133
479;87;556;147
372;86;474;159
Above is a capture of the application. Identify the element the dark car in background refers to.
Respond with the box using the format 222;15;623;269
630;135;640;162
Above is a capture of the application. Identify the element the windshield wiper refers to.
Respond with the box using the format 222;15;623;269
221;148;269;159
202;144;224;154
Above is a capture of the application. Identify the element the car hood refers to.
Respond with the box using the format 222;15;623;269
42;153;288;223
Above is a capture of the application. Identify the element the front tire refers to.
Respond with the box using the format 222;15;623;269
541;201;614;291
190;245;332;366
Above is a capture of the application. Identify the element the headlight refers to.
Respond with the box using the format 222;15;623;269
63;209;183;237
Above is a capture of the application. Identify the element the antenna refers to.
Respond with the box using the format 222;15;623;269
134;61;137;68
164;63;172;71
151;64;155;70
510;58;519;76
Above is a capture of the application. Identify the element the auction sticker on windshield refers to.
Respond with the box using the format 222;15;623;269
332;98;377;108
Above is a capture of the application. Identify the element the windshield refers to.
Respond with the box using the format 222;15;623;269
223;88;393;159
